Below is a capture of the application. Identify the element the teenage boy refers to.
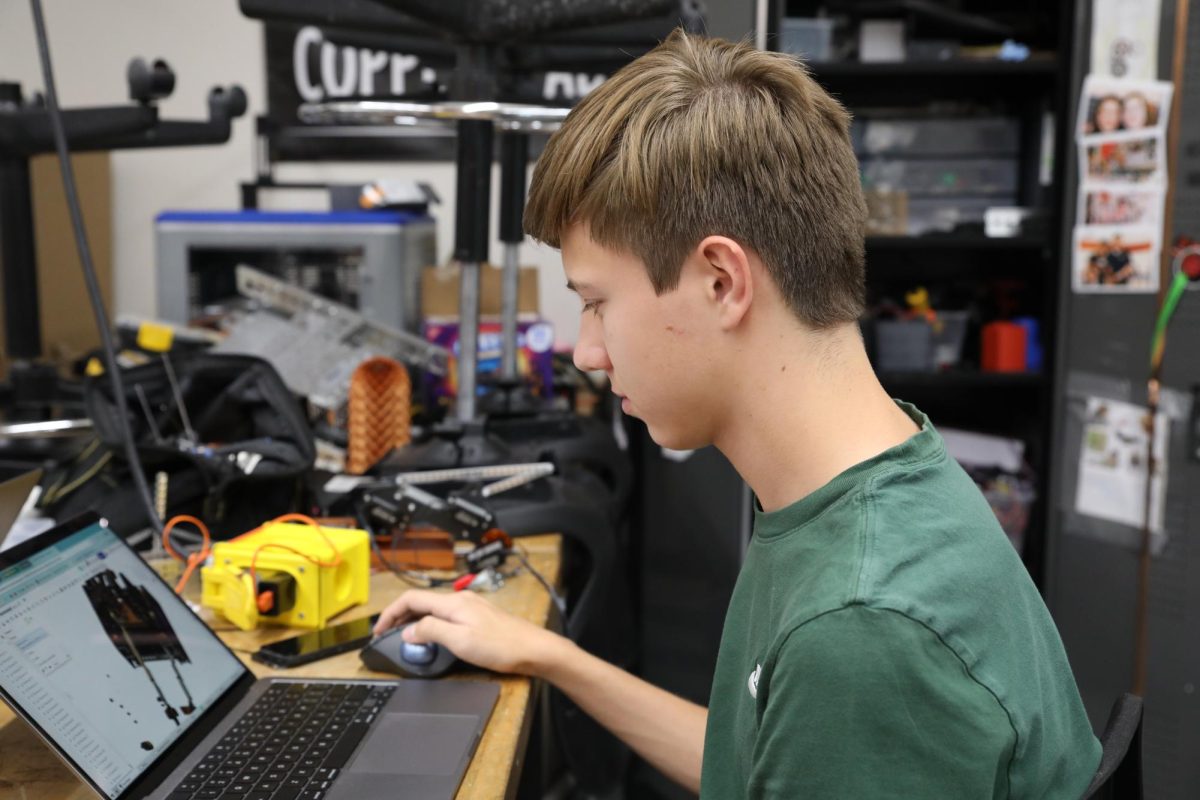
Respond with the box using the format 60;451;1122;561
377;30;1101;798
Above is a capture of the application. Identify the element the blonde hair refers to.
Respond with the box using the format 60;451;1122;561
525;29;866;327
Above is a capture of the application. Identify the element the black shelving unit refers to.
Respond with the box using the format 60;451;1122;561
809;58;1062;106
880;370;1046;389
867;234;1048;251
773;0;1077;587
812;57;1058;78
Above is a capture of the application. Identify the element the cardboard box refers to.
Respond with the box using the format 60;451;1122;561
0;153;113;374
421;263;539;319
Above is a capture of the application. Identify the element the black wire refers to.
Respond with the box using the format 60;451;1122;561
512;546;567;620
28;0;162;535
357;507;429;587
355;506;469;588
355;495;562;605
506;543;583;791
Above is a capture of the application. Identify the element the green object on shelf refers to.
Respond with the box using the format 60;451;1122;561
1150;272;1189;369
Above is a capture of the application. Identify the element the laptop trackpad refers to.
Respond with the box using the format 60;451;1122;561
351;713;479;775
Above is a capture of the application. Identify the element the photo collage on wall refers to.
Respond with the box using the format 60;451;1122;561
1073;75;1173;293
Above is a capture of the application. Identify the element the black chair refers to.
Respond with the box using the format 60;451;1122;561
1082;693;1144;799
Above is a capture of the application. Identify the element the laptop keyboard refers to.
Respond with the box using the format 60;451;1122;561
168;681;396;800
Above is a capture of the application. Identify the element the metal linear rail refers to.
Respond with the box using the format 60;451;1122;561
298;100;570;133
322;461;555;496
394;461;555;497
0;419;93;439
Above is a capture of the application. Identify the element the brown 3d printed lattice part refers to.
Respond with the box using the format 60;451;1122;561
346;357;412;474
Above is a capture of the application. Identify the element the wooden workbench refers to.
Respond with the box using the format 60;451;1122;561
0;535;561;800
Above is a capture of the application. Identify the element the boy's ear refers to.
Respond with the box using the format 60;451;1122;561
697;236;753;330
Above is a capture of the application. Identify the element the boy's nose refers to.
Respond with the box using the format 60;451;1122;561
573;321;611;373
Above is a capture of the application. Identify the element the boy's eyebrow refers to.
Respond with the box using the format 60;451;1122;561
566;279;594;294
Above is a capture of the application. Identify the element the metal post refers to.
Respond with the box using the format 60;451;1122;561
498;131;529;381
0;154;43;360
501;243;521;379
458;260;482;421
454;118;494;421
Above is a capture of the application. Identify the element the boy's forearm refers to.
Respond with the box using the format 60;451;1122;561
533;635;707;794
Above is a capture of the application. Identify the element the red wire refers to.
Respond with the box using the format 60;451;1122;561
162;515;211;595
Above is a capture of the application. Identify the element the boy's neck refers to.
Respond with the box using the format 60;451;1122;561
712;323;920;514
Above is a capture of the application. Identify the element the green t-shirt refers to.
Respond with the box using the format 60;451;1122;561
700;404;1101;799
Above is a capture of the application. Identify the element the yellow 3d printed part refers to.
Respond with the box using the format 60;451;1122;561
201;521;370;631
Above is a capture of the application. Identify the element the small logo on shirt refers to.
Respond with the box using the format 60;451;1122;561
747;663;762;699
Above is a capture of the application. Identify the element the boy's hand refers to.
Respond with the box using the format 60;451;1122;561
373;589;568;677
375;591;706;793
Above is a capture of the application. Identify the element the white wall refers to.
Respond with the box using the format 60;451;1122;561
0;1;580;347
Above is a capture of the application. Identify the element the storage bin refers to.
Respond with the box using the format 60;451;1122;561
906;196;1008;235
860;158;1019;196
932;311;970;369
854;117;1020;156
859;19;905;62
875;319;934;372
781;18;835;62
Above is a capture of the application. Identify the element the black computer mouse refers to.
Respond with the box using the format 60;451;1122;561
359;623;460;678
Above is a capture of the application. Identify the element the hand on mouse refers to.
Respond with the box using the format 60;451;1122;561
373;589;569;678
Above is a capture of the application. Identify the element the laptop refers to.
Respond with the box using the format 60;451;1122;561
0;514;499;800
0;469;42;549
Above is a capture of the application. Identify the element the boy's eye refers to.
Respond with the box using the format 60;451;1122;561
582;300;602;316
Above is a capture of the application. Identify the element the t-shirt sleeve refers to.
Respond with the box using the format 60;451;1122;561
747;605;1016;799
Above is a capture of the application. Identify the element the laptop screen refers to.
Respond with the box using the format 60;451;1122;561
0;519;247;798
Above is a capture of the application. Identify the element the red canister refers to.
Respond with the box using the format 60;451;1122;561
982;321;1027;372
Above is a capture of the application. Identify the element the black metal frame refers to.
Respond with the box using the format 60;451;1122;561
0;67;246;365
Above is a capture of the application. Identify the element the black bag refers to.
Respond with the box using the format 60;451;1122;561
64;353;315;538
